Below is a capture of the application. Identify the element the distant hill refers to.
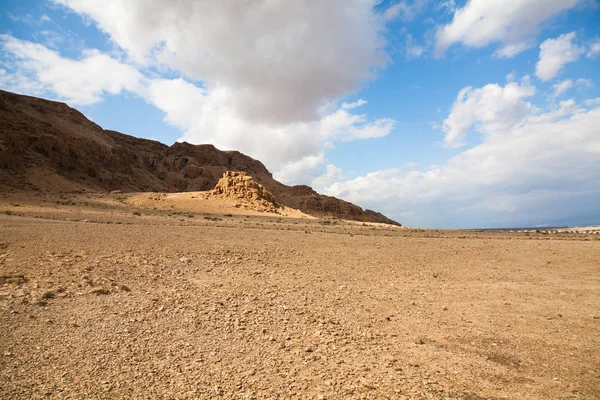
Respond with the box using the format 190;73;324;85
0;90;400;225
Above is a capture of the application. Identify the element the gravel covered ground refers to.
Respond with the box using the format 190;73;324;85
1;193;599;399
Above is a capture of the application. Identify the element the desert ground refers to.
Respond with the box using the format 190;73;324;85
1;191;599;399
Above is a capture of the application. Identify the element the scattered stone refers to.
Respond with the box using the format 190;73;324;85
88;286;110;295
0;273;26;285
118;284;131;292
41;290;55;299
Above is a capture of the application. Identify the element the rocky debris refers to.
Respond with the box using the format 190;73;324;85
0;264;130;306
208;171;280;213
0;273;26;286
0;212;599;399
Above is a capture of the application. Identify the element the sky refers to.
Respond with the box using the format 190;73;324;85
1;0;599;228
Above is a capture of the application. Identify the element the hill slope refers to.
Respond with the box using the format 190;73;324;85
0;90;399;225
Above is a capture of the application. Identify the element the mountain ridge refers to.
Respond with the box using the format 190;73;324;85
0;89;400;225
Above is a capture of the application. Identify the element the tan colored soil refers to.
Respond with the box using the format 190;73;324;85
127;191;312;219
1;192;599;399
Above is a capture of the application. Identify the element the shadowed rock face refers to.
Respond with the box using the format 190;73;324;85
0;90;400;225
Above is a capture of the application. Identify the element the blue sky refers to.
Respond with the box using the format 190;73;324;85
1;0;599;228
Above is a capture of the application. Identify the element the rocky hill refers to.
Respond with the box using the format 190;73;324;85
0;90;400;225
207;171;280;213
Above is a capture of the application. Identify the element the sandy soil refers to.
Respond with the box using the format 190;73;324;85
126;191;314;219
1;192;599;399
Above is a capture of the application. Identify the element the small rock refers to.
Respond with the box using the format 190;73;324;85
88;286;109;295
360;378;376;390
41;290;55;299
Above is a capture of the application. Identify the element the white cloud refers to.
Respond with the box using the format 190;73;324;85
552;79;574;98
441;77;536;147
275;154;327;186
587;39;600;58
384;0;429;22
576;78;593;88
435;0;582;58
438;1;457;13
341;99;367;110
585;98;600;107
552;78;593;98
535;32;585;81
312;164;344;190
53;0;389;124
405;34;425;59
493;42;532;59
0;34;142;105
319;106;395;143
325;97;600;228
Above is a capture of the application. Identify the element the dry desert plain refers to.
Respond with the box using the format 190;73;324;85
0;191;599;399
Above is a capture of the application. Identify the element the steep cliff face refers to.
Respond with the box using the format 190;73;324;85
0;90;400;225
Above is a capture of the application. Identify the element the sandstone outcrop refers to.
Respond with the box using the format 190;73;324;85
208;171;279;213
